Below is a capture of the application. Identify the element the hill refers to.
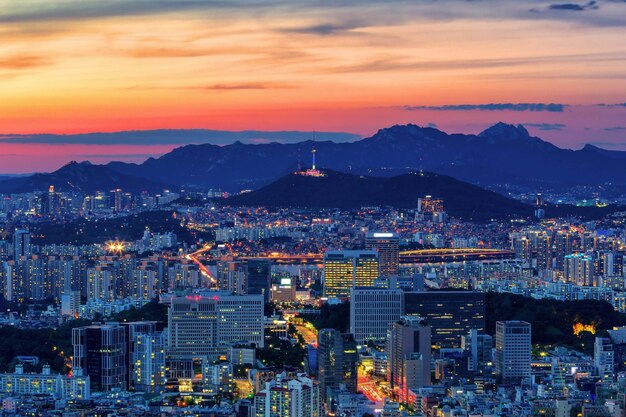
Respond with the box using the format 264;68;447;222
0;161;166;194
107;123;626;191
227;170;533;221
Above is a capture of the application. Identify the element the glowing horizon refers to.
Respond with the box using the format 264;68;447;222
0;1;625;172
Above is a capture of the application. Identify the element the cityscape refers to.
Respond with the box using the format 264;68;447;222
1;2;626;417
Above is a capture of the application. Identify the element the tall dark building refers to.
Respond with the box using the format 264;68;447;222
317;329;357;402
246;259;271;302
72;324;128;391
12;229;31;259
555;231;572;271
404;291;486;348
365;232;399;277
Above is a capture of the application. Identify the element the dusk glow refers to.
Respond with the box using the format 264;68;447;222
0;1;625;172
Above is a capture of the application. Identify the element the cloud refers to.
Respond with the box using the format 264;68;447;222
548;1;599;11
586;141;626;149
0;129;361;145
403;103;567;112
0;54;51;70
604;126;626;131
426;123;438;129
524;123;567;131
188;83;294;91
280;22;363;36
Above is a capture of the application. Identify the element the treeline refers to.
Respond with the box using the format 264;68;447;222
0;300;168;374
486;292;626;353
300;302;350;333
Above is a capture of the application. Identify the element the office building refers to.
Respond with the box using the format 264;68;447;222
350;288;403;344
365;232;400;277
72;323;128;391
404;291;486;348
317;329;357;402
461;329;493;375
323;250;379;299
246;259;271;301
168;293;264;361
387;316;431;402
535;234;552;271
495;321;531;384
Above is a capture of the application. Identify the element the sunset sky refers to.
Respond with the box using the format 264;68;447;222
0;0;625;173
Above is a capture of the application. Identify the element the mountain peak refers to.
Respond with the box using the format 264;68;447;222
478;122;530;140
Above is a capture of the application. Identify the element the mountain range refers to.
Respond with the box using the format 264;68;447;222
0;161;165;194
2;122;626;199
103;122;626;191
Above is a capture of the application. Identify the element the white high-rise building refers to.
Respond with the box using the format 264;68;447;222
253;372;321;417
168;293;264;360
61;290;81;317
594;336;614;381
495;321;531;384
350;288;403;344
133;330;167;392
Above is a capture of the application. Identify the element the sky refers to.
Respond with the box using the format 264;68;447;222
0;0;625;173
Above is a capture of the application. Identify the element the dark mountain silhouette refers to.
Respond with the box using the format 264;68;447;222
106;122;626;191
0;161;165;194
227;170;534;221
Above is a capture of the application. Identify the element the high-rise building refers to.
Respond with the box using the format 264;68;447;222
495;321;531;384
317;329;357;402
323;250;378;299
12;229;30;259
365;232;400;277
535;234;552;272
387;316;431;402
555;231;572;271
513;237;531;265
72;323;128;391
350;288;404;344
461;329;493;375
404;291;486;348
133;330;167;392
246;259;271;302
61;290;81;317
594;336;614;381
564;253;594;286
168;293;264;362
253;372;321;417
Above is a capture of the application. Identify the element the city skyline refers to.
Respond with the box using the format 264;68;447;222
0;1;625;171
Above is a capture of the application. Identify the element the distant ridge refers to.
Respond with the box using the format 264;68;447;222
104;122;626;191
0;161;166;194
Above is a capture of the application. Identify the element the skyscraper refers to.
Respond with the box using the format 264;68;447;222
323;250;378;299
246;258;271;301
317;329;357;402
554;231;572;271
404;291;486;348
72;323;128;391
350;288;404;344
387;316;431;402
253;372;321;417
535;234;552;272
12;229;30;259
365;232;400;277
495;321;531;384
